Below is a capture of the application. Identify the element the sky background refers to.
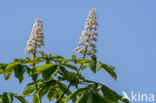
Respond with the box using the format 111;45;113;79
0;0;156;103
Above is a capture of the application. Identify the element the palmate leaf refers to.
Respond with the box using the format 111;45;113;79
67;83;127;103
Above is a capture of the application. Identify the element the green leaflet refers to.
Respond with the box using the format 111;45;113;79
89;61;102;73
78;59;94;64
10;93;28;103
4;63;17;80
37;64;57;74
102;64;117;80
39;80;57;98
23;86;36;96
0;63;7;74
33;95;40;103
14;64;25;83
101;85;120;102
42;65;58;80
47;88;57;101
4;63;26;82
1;92;27;103
2;92;13;103
91;53;97;61
78;92;89;103
63;64;78;71
58;82;72;96
66;85;92;103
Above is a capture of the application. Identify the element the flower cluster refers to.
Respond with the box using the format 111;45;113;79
25;18;44;56
76;8;98;55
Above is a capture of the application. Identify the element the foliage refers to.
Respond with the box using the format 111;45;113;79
0;54;129;103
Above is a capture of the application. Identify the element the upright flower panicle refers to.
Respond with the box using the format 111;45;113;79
25;18;44;56
76;8;98;55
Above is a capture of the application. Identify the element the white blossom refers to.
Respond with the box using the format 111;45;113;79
76;8;98;55
25;18;44;55
81;30;87;36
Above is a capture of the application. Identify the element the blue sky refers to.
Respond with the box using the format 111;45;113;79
0;0;156;103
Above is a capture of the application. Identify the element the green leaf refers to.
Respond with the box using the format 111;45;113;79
67;85;92;103
101;85;120;102
26;79;43;88
24;57;43;64
0;63;7;74
42;65;58;80
89;62;102;73
31;73;38;81
96;62;102;72
78;59;94;64
89;62;96;73
47;88;57;101
2;92;13;103
14;64;25;83
0;95;2;103
63;64;78;71
102;64;117;80
81;65;90;71
23;86;36;96
92;92;105;103
91;53;97;61
37;64;57;74
39;80;57;98
11;93;27;103
87;91;94;103
77;73;86;81
0;69;3;74
59;66;73;81
4;63;18;80
78;90;105;103
78;92;89;103
33;95;40;103
58;82;72;96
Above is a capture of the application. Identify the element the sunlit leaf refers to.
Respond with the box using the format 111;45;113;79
37;64;57;74
23;86;36;96
33;94;40;103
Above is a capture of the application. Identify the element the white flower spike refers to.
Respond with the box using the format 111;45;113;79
25;18;44;56
76;8;98;55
